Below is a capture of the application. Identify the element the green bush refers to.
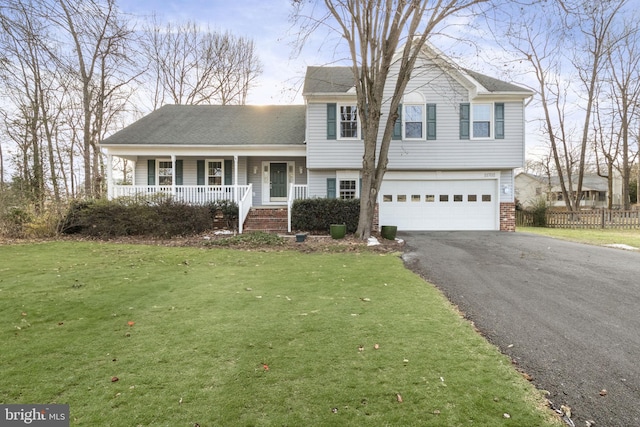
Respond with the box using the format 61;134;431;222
1;207;33;238
527;197;548;227
291;198;360;233
60;198;238;238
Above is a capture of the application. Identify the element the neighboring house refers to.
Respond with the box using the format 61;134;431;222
515;172;623;209
101;43;533;232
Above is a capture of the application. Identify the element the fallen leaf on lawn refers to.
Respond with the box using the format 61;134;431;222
358;345;364;352
522;372;533;381
396;393;403;403
403;358;409;363
374;344;380;350
360;298;371;302
111;376;119;382
560;404;571;418
127;321;135;326
179;397;183;404
433;410;441;415
263;364;269;371
503;413;511;419
599;389;608;396
21;312;27;316
331;407;338;413
58;322;64;326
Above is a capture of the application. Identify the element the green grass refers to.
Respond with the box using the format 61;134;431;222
0;242;560;426
518;226;640;248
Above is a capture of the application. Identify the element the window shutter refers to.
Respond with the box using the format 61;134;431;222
147;159;156;185
495;103;505;139
327;178;336;199
197;160;205;185
459;103;470;140
224;159;233;185
175;159;183;185
392;104;402;140
427;103;437;140
327;103;337;140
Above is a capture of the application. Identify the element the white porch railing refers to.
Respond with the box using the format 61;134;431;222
111;184;253;233
288;184;309;232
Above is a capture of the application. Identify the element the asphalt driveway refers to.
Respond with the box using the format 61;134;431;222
401;231;640;427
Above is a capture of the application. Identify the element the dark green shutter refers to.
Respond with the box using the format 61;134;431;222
460;103;470;140
427;104;437;140
495;103;505;139
147;159;156;185
392;104;402;140
327;178;336;199
197;160;205;185
224;159;233;185
327;103;337;140
175;159;183;185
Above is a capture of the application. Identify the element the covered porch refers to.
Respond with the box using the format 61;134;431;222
104;152;308;233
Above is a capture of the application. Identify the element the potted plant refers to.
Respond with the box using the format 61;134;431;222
330;224;346;239
295;233;307;242
380;225;397;240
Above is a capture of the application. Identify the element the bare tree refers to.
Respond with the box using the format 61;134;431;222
141;18;262;108
293;0;489;238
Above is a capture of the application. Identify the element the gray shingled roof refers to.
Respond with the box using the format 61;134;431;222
302;66;530;94
463;69;531;93
302;66;356;94
101;104;306;146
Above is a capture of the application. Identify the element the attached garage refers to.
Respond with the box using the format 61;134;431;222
378;172;499;231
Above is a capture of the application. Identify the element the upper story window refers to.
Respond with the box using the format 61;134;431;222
472;104;492;138
404;104;424;139
460;103;504;140
339;104;358;139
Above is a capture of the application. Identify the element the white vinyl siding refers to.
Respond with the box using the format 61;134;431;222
306;56;526;171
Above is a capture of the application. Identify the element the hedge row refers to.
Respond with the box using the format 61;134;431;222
60;198;238;238
291;198;360;233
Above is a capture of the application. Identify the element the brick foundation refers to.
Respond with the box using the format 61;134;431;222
500;202;516;231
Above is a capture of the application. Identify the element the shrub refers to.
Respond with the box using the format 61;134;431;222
60;198;236;238
291;198;360;233
527;197;548;227
1;207;33;238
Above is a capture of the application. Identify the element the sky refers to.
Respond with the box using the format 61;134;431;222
118;0;323;105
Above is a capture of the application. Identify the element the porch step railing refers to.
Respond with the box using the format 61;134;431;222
287;184;309;232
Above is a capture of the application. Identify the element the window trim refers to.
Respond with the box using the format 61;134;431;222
157;158;173;186
403;103;425;140
337;103;359;140
471;103;493;139
336;170;360;200
206;159;224;186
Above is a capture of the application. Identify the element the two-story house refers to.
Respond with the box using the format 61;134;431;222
101;43;533;232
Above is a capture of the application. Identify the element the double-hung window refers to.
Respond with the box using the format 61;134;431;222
460;103;505;140
207;160;223;186
339;105;358;139
158;160;173;185
404;104;424;139
472;104;492;138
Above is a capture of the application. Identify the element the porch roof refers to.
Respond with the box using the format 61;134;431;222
101;104;306;147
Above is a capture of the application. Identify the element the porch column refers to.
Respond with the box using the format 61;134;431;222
171;154;176;196
106;154;113;200
131;160;136;186
234;155;239;201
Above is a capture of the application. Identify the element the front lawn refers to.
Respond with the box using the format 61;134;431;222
518;226;640;248
0;242;560;426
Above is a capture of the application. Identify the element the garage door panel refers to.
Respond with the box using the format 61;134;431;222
379;179;497;231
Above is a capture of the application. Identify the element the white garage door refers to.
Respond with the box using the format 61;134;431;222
379;179;498;230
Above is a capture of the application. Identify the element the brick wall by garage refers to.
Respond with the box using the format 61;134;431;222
500;202;516;231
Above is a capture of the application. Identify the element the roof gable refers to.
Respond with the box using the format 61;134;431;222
101;104;306;146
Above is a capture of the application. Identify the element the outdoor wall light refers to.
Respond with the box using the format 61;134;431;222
299;166;304;174
253;166;258;174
